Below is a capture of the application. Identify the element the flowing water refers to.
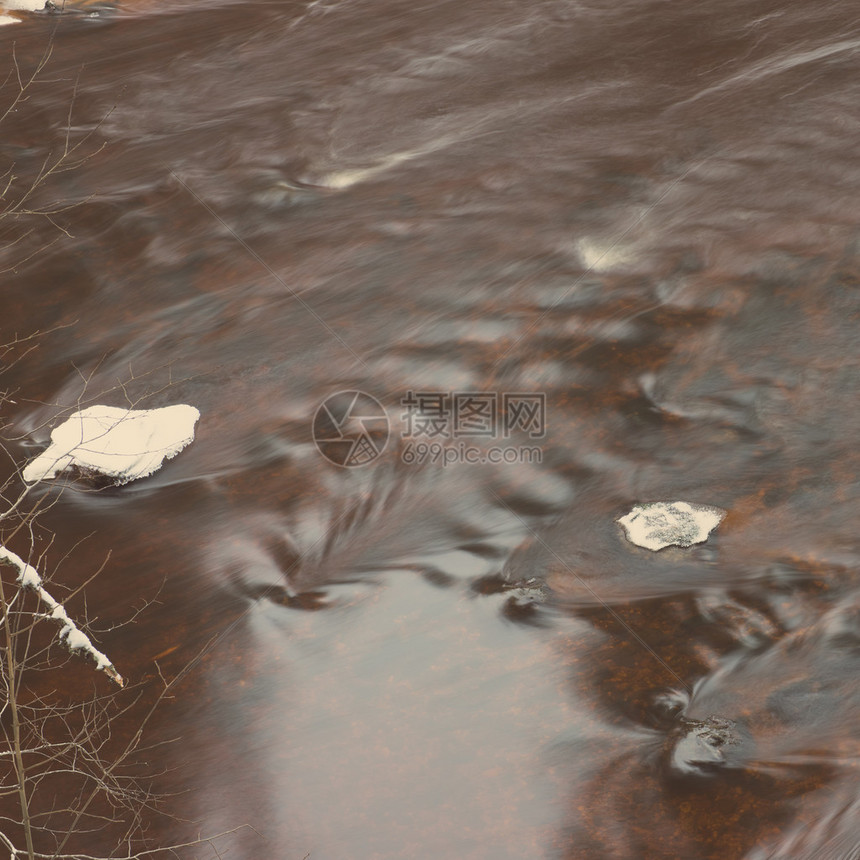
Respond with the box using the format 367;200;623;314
1;0;860;857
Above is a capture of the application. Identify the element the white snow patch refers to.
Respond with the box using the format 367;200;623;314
0;0;45;20
58;623;111;669
0;545;42;587
23;404;200;485
617;501;726;551
60;625;90;651
18;563;41;587
50;603;71;623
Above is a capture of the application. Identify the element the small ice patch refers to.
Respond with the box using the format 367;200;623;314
319;150;419;190
617;501;726;551
577;237;636;273
23;404;200;485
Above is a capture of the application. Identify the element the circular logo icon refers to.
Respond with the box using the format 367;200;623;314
312;390;389;467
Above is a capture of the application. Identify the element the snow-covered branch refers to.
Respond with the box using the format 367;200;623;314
0;545;123;687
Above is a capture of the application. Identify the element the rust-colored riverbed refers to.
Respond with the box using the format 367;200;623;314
2;0;860;857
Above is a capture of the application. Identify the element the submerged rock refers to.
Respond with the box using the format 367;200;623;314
670;715;739;775
23;404;200;485
617;501;726;551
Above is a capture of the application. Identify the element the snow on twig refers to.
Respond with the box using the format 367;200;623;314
0;544;124;686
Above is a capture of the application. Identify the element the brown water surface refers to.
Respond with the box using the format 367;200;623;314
2;0;860;857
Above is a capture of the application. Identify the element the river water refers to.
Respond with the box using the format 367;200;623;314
1;1;859;858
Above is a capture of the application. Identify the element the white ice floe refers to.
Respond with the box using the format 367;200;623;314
617;501;726;551
3;0;47;8
0;544;123;685
0;0;45;22
23;404;200;485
